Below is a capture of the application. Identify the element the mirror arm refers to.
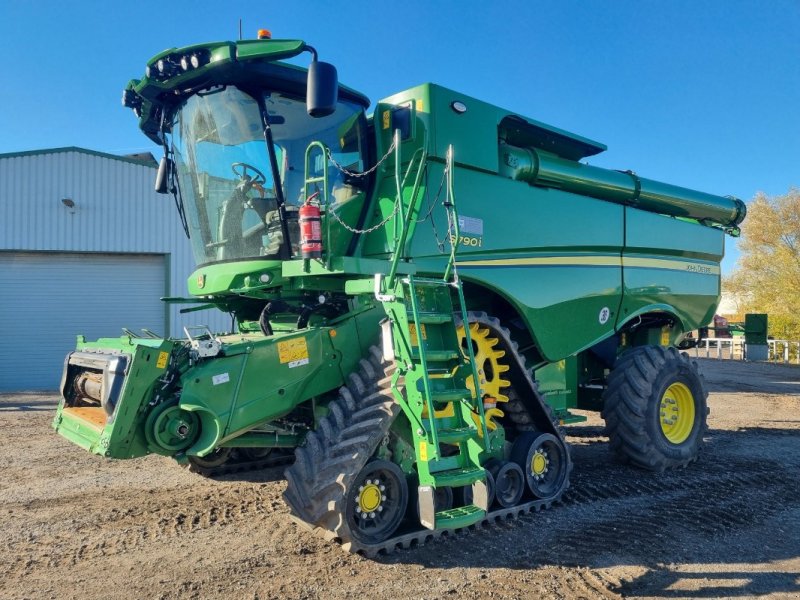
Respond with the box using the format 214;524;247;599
302;44;319;61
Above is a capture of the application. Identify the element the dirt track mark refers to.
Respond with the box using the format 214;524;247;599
6;483;287;573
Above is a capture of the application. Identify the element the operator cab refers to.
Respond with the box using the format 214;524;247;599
170;85;369;266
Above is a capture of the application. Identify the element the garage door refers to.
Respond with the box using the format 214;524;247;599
0;252;166;391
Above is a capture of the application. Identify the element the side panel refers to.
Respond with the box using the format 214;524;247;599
417;170;625;362
621;208;724;332
180;307;383;454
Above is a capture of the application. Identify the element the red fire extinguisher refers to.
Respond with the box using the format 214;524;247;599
299;191;322;259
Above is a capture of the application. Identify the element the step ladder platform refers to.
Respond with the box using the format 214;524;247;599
436;426;479;444
405;277;454;288
408;311;453;325
430;387;472;405
418;484;487;530
410;348;460;362
428;465;485;488
433;505;485;530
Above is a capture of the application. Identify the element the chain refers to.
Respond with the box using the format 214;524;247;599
327;192;402;234
325;137;397;178
323;137;401;234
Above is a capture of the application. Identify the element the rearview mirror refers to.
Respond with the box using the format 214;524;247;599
306;60;338;118
155;156;173;194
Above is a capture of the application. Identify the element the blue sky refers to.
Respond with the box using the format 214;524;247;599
1;1;797;274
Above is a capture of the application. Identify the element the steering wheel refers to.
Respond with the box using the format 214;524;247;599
231;162;267;186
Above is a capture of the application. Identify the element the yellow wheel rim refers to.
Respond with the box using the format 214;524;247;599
659;382;695;444
358;483;382;513
456;322;511;430
531;451;548;476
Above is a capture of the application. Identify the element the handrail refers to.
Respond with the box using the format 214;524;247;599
443;146;458;283
386;137;428;288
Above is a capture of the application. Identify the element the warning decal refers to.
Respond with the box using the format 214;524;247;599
278;337;310;369
156;351;169;370
409;323;427;346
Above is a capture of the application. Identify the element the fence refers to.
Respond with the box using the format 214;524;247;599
693;338;800;363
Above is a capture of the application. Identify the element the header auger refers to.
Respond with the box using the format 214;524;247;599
53;31;742;555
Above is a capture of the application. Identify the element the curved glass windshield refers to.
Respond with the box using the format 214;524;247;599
172;85;367;266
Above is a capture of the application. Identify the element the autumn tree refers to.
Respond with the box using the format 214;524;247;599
724;189;800;340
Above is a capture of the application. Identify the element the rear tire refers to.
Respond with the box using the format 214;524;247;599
602;345;708;471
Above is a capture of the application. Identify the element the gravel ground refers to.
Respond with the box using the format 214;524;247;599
1;358;799;600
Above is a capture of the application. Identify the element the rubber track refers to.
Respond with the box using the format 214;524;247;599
184;450;294;478
292;492;566;558
285;319;572;556
283;346;400;533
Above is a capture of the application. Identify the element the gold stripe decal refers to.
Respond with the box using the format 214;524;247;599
456;256;620;268
456;256;719;275
622;257;720;275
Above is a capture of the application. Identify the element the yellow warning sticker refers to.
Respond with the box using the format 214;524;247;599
382;110;391;130
409;323;427;346
156;351;169;370
419;440;428;462
278;337;310;368
661;327;671;346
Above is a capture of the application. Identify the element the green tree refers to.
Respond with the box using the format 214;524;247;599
724;189;800;340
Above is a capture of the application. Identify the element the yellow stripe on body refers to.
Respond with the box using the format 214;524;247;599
456;256;620;268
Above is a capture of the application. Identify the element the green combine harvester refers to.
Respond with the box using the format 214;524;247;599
53;31;745;554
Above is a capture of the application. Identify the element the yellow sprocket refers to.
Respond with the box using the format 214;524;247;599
457;322;511;432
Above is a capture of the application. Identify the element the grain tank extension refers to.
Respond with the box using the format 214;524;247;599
53;32;744;554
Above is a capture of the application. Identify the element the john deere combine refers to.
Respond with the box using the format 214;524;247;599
53;31;745;554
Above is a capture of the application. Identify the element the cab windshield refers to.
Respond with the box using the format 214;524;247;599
171;85;367;265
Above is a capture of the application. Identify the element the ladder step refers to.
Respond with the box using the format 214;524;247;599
409;311;453;325
434;505;485;530
436;427;479;444
409;277;452;288
429;466;485;488
430;388;472;404
410;349;460;362
425;367;453;377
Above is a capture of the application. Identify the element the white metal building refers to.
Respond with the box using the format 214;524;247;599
0;147;230;391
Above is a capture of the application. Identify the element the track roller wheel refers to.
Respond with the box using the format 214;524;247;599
510;431;568;500
345;460;409;545
485;459;525;508
240;447;272;460
188;447;232;471
602;345;708;471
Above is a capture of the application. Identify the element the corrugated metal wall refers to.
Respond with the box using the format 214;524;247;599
0;149;231;337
